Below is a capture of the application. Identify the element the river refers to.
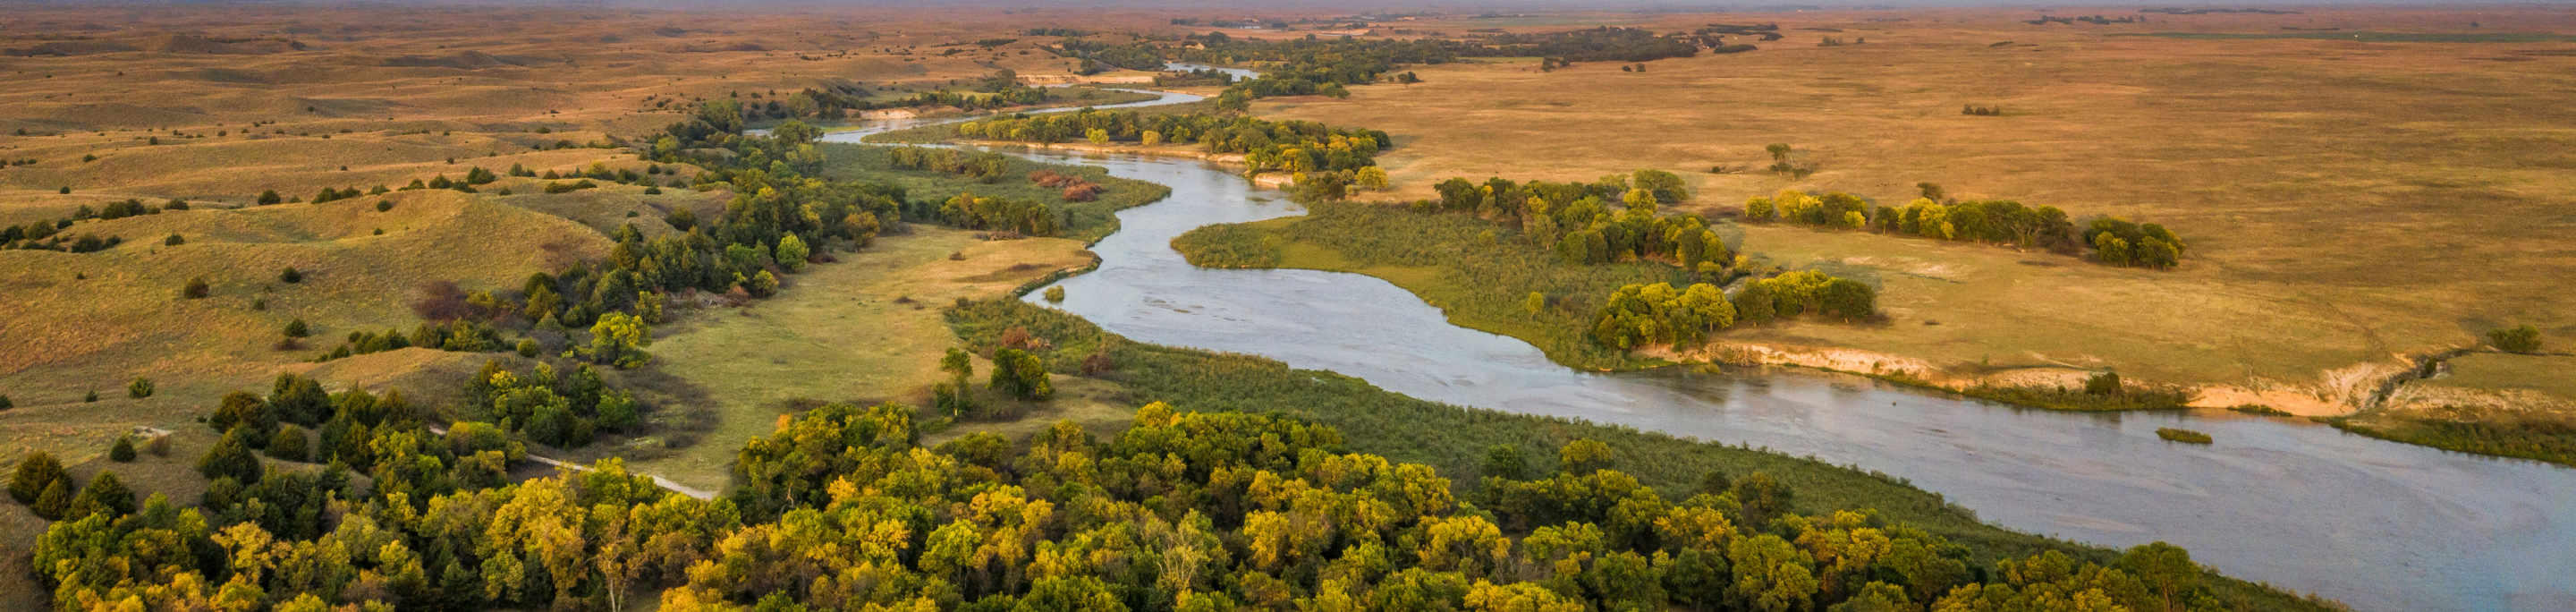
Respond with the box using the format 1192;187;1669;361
818;91;2576;612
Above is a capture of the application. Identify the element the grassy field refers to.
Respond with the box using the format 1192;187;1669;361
818;142;1172;243
1172;203;1686;370
1253;8;2576;415
625;225;1103;489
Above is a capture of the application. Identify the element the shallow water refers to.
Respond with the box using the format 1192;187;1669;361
813;96;2576;612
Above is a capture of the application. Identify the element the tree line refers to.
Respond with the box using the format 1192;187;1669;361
1743;184;2185;268
958;110;1390;176
28;398;2220;612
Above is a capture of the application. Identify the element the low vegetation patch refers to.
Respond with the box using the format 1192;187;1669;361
2157;428;2214;444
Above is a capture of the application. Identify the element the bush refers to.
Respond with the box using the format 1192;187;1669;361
145;435;169;457
376;200;393;212
182;277;210;299
83;389;98;403
267;426;310;462
164;234;184;246
279;268;302;284
2488;325;2543;353
127;378;153;399
2084;370;2122;395
1044;285;1066;302
2157;428;2213;444
109;436;137;462
284;319;309;338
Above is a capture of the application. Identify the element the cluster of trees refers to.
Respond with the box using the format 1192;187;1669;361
2082;217;2185;268
1416;172;1730;274
305;319;510;362
9;451;135;522
1460;26;1707;63
1745;187;2180;268
2487;325;2544;353
1589;271;1877;351
0;199;187;251
1174;32;1458;105
887;147;1013;183
960;110;1392;176
468;359;645;448
685;84;1059;124
936;191;1061;237
1590;282;1736;350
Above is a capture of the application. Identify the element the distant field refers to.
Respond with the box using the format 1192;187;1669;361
1258;8;2576;412
2113;31;2576;43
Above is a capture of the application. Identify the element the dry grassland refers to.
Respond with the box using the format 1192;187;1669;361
0;3;1189;464
1258;6;2576;413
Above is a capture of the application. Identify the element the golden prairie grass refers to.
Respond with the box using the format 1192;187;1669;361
1254;7;2576;411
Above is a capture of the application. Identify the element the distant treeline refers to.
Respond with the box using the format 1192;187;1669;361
960;109;1391;175
1743;186;2185;268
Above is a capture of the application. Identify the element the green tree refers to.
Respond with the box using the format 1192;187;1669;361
582;312;654;369
1045;285;1067;302
9;451;68;504
2085;370;2123;395
267;426;310;462
2487;325;2543;353
198;425;265;485
64;471;133;520
2118;541;2198;612
284;319;309;338
210;390;275;435
1733;472;1795;526
1631;169;1690;203
775;234;811;272
1356;166;1391;191
30;479;72;520
1730;533;1818;612
1559;438;1614;474
1525;292;1546;315
990;347;1054;400
109;437;137;463
1481;445;1528;480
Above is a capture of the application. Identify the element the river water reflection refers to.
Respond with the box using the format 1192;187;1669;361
814;98;2576;612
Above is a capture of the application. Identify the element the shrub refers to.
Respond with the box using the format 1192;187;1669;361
279;268;302;284
376;200;393;212
109;437;137;462
1044;285;1066;302
127;377;153;399
164;234;184;246
257;190;282;205
9;451;67;504
2487;325;2543;353
145;435;169;457
2157;428;2213;444
266;426;310;462
182;277;211;299
284;319;309;338
83;389;97;403
2085;370;2123;395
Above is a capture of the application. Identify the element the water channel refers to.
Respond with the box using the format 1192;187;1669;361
818;89;2576;612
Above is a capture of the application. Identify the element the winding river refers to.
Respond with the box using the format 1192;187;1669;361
818;90;2576;612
